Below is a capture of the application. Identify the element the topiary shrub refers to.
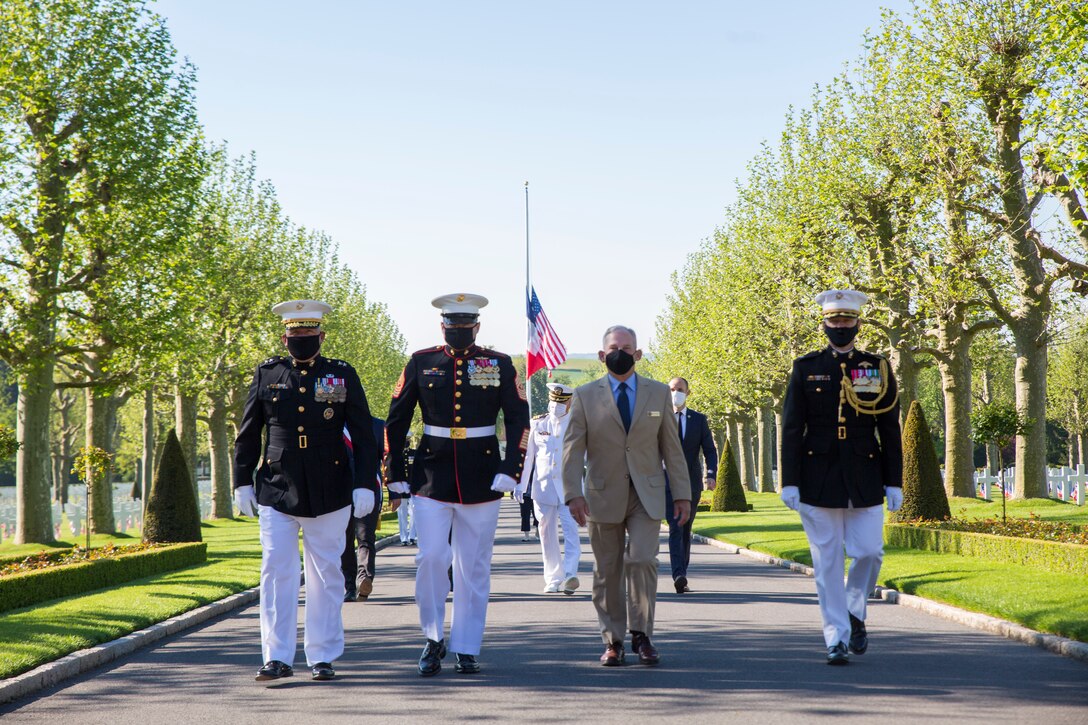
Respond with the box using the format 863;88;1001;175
712;439;749;512
143;429;202;543
892;400;951;522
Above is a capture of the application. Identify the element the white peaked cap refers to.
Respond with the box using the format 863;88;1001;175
272;299;332;328
815;289;868;318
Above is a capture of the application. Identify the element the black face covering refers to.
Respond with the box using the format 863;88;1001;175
604;349;636;375
286;334;321;361
823;323;859;348
444;327;476;351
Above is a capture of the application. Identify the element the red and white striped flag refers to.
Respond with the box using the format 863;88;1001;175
526;286;566;378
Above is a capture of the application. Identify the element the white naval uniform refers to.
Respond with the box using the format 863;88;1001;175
519;413;581;590
258;504;353;666
397;495;417;542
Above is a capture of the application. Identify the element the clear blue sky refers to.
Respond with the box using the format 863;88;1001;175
154;0;911;356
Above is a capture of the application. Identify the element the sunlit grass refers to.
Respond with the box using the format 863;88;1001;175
694;492;1088;642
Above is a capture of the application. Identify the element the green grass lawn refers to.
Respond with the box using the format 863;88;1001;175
694;492;1088;642
0;511;401;680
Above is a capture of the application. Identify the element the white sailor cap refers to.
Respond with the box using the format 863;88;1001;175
815;289;867;319
546;382;574;401
432;293;489;323
272;299;332;329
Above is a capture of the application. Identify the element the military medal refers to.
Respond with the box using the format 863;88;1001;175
468;358;501;387
324;407;334;420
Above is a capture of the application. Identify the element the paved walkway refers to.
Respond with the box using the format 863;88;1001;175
3;503;1086;723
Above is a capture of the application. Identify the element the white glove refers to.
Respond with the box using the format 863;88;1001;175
490;473;517;493
780;485;800;512
885;486;903;512
353;488;376;518
234;485;257;517
514;482;528;504
388;481;411;495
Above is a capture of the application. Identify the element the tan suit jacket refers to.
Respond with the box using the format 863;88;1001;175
562;373;691;523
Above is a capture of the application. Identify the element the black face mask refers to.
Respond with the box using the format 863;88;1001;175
444;327;476;351
823;323;859;348
286;334;321;361
604;349;636;375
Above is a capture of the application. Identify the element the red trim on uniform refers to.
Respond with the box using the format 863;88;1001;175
392;367;406;398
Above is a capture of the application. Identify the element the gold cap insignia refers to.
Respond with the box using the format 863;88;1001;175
456;294;465;302
835;292;843;300
295;302;304;310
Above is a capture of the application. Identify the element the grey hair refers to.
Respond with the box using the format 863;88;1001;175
602;325;637;348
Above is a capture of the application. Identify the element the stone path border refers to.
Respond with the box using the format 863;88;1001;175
691;532;1088;664
0;534;401;705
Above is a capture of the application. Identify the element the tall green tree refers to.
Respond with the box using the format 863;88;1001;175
0;0;199;542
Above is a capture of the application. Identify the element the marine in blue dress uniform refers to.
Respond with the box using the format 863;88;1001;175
385;293;530;676
780;290;903;665
233;300;379;682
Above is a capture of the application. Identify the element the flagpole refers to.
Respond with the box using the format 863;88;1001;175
524;180;532;417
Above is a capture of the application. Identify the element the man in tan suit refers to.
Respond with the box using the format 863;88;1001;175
562;325;691;667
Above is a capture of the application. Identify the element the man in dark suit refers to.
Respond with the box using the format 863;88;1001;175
342;416;387;601
665;377;718;594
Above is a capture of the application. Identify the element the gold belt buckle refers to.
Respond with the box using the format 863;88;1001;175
449;427;467;440
837;426;846;440
299;435;308;449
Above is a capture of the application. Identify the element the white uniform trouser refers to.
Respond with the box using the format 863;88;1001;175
258;504;352;666
533;500;581;587
397;497;417;542
413;496;501;656
799;503;885;648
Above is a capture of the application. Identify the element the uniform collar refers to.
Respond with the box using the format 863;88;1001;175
291;355;320;368
443;344;478;358
826;345;855;360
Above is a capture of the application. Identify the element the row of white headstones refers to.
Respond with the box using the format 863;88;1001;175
975;465;1087;505
0;480;216;544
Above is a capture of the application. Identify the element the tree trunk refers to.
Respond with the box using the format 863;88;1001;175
84;388;117;534
756;404;775;493
934;307;979;499
206;393;234;519
1012;324;1048;498
175;387;199;494
15;362;57;544
738;416;756;491
1078;433;1086;471
989;84;1050;499
774;407;784;492
142;387;155;519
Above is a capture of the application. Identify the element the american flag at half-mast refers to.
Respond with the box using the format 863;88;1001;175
526;286;567;378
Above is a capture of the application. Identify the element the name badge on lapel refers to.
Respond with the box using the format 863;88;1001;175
649;411;661;417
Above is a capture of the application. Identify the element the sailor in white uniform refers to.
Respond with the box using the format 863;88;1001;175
518;383;582;594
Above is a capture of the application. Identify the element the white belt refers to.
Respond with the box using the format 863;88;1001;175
423;424;496;440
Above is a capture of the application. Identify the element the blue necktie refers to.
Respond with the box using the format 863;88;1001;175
618;382;632;432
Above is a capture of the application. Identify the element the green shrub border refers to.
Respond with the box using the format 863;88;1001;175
0;542;207;614
885;523;1088;577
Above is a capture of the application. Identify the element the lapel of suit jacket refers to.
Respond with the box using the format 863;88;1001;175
597;376;625;432
630;374;651;430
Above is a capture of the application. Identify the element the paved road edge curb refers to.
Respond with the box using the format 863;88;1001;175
0;533;401;706
691;532;1088;664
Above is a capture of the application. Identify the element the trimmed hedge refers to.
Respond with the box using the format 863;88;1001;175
0;541;207;614
885;523;1088;577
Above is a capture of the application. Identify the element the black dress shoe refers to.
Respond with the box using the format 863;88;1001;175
826;642;849;665
849;614;868;655
674;576;690;594
255;660;294;681
311;662;335;680
418;638;447;677
344;589;357;602
630;631;660;666
454;653;480;674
